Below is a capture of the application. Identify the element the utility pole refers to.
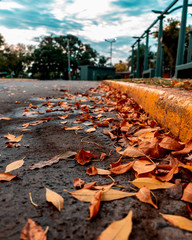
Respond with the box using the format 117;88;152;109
105;38;116;66
67;39;71;80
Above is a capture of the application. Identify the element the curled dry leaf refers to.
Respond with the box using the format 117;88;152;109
58;114;69;119
73;178;85;188
83;181;97;189
62;126;83;131
45;187;64;212
75;149;99;165
0;172;18;181
172;140;192;156
89;189;103;219
109;161;134;175
5;158;24;172
136;187;158;209
119;146;145;158
130;177;174;190
159;136;184;151
86;165;111;176
68;188;136;202
132;160;156;175
20;218;47;240
181;183;192;203
157;164;178;182
4;133;23;143
100;153;107;161
160;213;192;232
187;204;192;218
110;157;122;169
86;127;96;133
98;211;132;240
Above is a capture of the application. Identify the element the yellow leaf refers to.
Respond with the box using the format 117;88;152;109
68;188;136;202
45;188;64;212
5;158;24;172
98;211;132;240
130;178;174;190
160;213;192;232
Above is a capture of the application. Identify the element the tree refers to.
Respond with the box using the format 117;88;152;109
114;60;128;72
30;34;99;80
98;55;110;66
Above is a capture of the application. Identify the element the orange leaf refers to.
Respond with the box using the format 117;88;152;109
86;165;111;176
100;153;107;161
45;187;64;212
5;133;23;143
0;172;17;181
89;189;102;219
172;140;192;156
75;149;99;165
136;187;158;208
5;158;24;172
20;218;47;240
98;211;132;240
157;164;178;182
109;161;134;175
132;160;156;175
0;117;11;120
86;127;96;133
110;157;122;168
62;126;82;131
187;203;192;218
160;213;192;232
73;178;85;188
181;183;192;203
119;146;145;157
159;136;184;151
58;114;69;119
83;181;97;189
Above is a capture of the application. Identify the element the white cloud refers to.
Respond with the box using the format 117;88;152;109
0;1;24;10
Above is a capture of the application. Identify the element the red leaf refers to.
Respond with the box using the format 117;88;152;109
75;149;99;165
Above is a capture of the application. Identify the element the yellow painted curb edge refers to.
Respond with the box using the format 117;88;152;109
105;80;192;143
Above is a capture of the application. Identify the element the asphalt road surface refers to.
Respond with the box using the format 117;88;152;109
0;80;191;240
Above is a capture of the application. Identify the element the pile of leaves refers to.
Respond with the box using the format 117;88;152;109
1;82;192;239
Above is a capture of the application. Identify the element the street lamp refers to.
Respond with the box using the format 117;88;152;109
105;38;116;66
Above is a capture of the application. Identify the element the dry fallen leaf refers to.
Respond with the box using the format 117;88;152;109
5;158;25;172
58;114;69;119
75;149;99;165
159;136;184;151
62;126;82;131
181;183;192;203
45;187;64;212
28;151;76;170
20;218;47;240
68;188;136;202
0;117;11;120
130;178;174;190
86;165;111;176
98;211;132;240
4;133;23;143
132;160;156;175
160;213;192;232
89;189;103;219
136;187;158;208
119;146;145;157
86;127;96;133
0;172;18;181
109;161;134;175
73;178;85;188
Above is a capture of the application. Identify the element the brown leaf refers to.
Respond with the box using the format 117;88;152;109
5;158;24;172
119;146;145;157
98;211;132;240
45;187;64;212
4;133;23;143
157;164;178;182
58;114;69;119
100;153;107;161
73;178;85;188
89;189;102;219
0;172;17;181
69;188;136;202
110;157;122;168
62;126;83;131
181;183;192;203
130;177;174;190
159;136;184;151
187;204;192;218
160;213;192;232
136;187;158;208
20;218;47;240
83;181;97;189
86;165;111;176
172;140;192;156
75;149;99;165
28;151;76;170
133;160;156;175
109;161;134;175
86;127;96;133
0;117;11;120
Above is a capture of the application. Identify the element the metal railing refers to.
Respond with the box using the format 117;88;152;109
130;0;192;79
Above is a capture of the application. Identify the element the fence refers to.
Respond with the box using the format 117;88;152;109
130;0;192;79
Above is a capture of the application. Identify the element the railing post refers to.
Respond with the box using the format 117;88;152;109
155;15;164;78
187;30;192;63
131;45;134;76
176;0;188;67
136;39;141;78
144;30;150;71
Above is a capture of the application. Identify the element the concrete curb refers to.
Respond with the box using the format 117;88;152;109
104;80;192;143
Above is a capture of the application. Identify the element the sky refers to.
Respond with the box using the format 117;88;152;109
0;0;191;64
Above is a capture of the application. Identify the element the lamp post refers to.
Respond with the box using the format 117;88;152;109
105;38;116;66
133;37;141;78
